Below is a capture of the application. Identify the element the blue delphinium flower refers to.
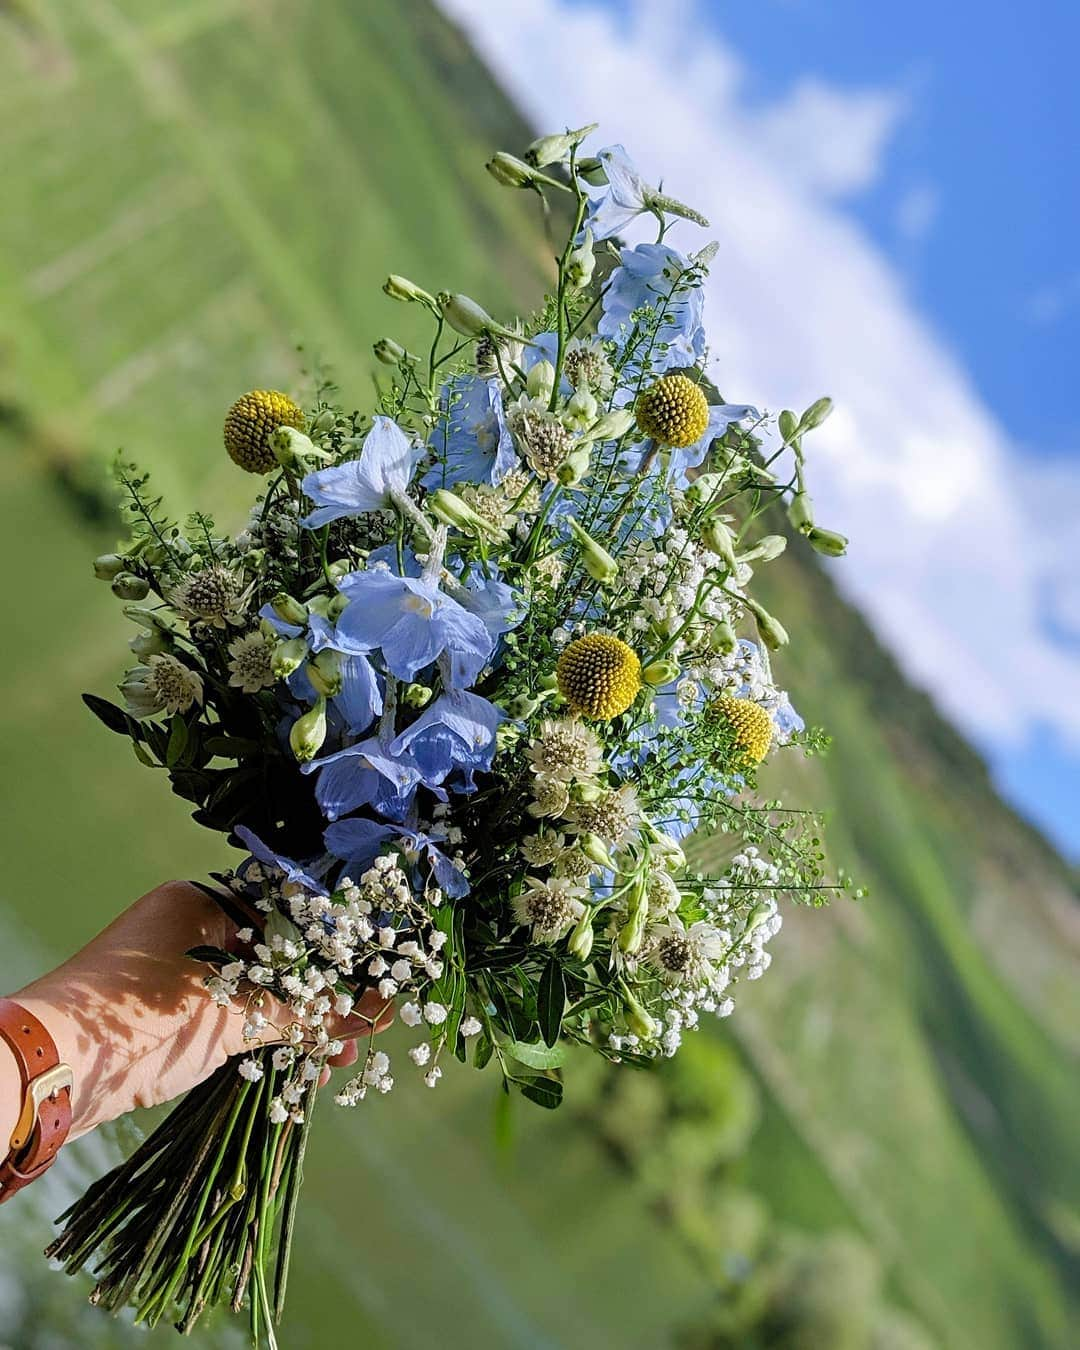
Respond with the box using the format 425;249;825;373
334;569;494;687
259;604;382;736
454;566;523;642
322;819;469;898
301;417;422;528
422;375;518;490
599;242;705;375
390;690;505;790
235;826;328;896
302;737;422;822
585;145;655;241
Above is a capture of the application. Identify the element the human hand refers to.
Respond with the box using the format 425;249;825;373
3;882;392;1144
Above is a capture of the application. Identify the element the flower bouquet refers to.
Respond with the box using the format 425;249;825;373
49;124;854;1344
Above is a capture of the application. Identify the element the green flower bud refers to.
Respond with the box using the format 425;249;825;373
650;832;687;872
111;572;149;601
290;697;327;763
505;692;542;719
271;593;308;626
308;648;343;698
129;628;170;658
778;409;798;444
401;682;434;710
568;912;595;961
270;425;318;469
556;445;592;487
311;409;337;434
428;487;505;540
799;396;833;430
567;517;617;584
684;471;726;506
578;833;614;869
564;386;598;432
272;637;308;680
618;908;647;955
437;292;516;340
327;593;349;622
524;123;599;168
580;407;636;444
787;491;815;534
485;151;569;192
701;518;738;570
574;780;604;803
739;534;787;564
709;618;737;655
624;991;656;1040
576;156;607;186
567;227;595;288
383;274;435;306
124;605;169;632
746;598;789;651
643;659;680;687
373;338;408;366
93;553;127;581
805;525;848;557
327;559;352;582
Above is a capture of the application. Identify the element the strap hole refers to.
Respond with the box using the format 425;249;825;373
21;1026;30;1035
35;1047;44;1057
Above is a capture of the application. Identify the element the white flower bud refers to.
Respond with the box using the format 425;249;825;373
580;407;635;444
437;292;516;340
272;637;308;679
93;553;126;581
373;338;407;366
564;386;598;431
566;228;595;289
270;425;317;469
787;491;814;533
111;572;149;601
805;525;848;557
271;592;308;626
486;151;569;192
308;648;343;698
526;359;556;402
643;659;680;687
523;123;598;168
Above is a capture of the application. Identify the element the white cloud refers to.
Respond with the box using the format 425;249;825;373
438;0;1080;754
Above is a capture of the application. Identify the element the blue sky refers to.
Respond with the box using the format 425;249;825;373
442;0;1080;858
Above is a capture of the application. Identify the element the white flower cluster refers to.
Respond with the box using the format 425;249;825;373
610;846;783;1061
620;524;733;656
204;854;474;1116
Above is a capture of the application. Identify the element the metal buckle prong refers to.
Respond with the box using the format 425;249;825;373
9;1063;73;1153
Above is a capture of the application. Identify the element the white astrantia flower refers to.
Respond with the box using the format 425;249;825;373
227;629;277;693
646;915;727;986
520;831;566;867
526;718;605;784
512;876;586;943
170;564;250;629
120;654;204;719
527;775;571;820
566;784;641;848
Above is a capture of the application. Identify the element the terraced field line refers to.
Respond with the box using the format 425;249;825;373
26;174;206;299
81;0;366;374
734;1012;962;1348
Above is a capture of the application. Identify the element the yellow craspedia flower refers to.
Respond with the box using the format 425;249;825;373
711;694;773;765
557;634;642;720
635;374;709;448
223;390;305;474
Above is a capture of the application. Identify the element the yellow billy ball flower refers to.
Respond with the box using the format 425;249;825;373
711;694;773;765
635;374;709;449
224;390;306;474
557;634;642;720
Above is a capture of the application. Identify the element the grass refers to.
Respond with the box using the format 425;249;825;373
2;1;1079;1346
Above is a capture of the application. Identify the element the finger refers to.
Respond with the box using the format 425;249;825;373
328;1039;359;1069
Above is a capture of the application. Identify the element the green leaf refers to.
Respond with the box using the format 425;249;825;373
166;715;189;767
205;735;262;759
264;909;302;947
186;945;235;967
132;740;158;769
83;692;142;740
538;955;565;1047
473;1033;494;1071
504;1038;567;1070
521;1076;563;1110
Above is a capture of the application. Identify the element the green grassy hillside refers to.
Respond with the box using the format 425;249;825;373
1;1;1077;1347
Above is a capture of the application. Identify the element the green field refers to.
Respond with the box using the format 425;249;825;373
2;1;1078;1347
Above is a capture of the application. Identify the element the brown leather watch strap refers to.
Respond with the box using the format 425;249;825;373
0;997;73;1201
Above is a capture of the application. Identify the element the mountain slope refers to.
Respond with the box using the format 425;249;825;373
1;1;1077;1346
